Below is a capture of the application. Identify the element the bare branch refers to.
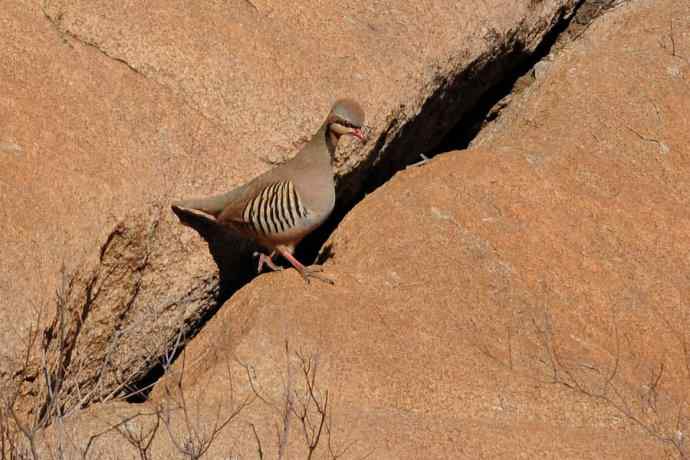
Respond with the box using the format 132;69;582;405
250;423;264;460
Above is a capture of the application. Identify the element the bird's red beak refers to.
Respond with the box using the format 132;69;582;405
352;127;367;142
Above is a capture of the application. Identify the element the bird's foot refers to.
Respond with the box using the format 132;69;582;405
275;245;334;285
254;251;283;273
300;265;334;285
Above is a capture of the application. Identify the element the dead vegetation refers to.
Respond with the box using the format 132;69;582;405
470;294;690;459
533;307;689;459
240;342;369;460
0;273;359;459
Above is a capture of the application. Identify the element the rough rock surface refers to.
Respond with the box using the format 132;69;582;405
1;0;580;414
32;0;690;458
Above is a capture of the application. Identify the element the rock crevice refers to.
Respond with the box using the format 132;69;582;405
10;0;600;417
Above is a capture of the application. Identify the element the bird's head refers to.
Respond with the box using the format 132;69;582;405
325;99;367;150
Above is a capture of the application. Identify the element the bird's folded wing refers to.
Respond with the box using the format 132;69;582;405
222;180;309;236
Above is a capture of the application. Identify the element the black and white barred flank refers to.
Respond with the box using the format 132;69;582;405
241;180;309;235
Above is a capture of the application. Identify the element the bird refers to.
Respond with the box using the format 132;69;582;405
172;99;367;284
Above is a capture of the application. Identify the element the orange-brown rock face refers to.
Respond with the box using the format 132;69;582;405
4;0;690;458
1;0;580;412
143;1;688;458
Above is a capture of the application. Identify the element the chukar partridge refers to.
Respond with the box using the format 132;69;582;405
172;99;367;284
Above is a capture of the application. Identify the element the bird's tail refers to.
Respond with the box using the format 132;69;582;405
171;191;236;217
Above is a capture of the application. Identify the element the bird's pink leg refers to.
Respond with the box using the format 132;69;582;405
255;251;283;273
275;245;333;285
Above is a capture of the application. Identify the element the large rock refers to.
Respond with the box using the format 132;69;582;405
140;0;687;457
21;0;690;457
1;0;581;416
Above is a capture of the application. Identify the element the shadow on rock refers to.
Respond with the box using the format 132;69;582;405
171;205;257;293
17;203;263;415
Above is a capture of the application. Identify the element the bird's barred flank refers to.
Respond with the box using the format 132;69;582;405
242;180;307;235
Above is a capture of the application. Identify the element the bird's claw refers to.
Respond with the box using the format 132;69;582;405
300;265;334;285
254;251;283;273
